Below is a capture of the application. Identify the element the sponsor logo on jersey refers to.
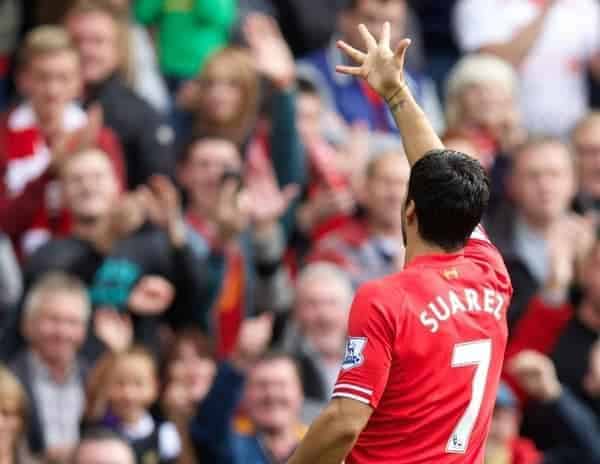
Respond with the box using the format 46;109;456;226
442;267;459;280
342;337;367;370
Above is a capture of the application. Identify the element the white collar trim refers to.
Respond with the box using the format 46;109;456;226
121;413;155;440
8;102;88;132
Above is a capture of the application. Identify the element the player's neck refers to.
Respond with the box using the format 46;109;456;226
404;240;453;266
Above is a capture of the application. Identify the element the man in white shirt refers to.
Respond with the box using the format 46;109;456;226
454;0;600;137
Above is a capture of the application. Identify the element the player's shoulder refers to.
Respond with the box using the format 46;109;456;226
355;273;409;300
351;275;411;320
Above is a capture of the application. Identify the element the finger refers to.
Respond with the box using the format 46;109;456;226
263;14;282;38
358;23;377;51
336;65;364;77
151;175;179;205
258;311;274;324
393;38;412;68
281;184;300;205
380;21;391;50
243;15;260;44
336;40;366;64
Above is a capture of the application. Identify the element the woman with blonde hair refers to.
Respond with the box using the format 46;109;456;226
178;13;305;236
0;366;35;464
444;53;526;169
186;46;261;145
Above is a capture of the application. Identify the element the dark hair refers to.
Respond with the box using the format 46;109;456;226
165;327;215;365
407;150;489;251
73;428;134;463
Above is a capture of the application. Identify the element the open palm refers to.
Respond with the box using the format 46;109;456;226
336;22;411;102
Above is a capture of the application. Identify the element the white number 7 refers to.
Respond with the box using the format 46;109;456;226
446;339;492;454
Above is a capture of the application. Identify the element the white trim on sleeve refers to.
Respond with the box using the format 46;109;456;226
332;392;371;405
334;384;373;395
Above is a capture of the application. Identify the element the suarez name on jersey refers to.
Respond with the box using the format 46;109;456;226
332;226;512;464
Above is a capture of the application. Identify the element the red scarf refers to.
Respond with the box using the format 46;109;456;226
3;104;78;255
2;103;126;257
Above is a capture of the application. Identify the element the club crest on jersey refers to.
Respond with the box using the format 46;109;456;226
342;337;367;370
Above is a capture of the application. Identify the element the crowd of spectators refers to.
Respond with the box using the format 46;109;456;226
0;0;600;463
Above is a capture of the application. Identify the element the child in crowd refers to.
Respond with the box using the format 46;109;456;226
85;347;180;464
163;329;217;408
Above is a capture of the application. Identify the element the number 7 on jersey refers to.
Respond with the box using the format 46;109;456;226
446;339;492;454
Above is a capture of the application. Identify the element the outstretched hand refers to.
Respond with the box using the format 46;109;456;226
244;13;296;89
336;22;411;102
337;22;442;166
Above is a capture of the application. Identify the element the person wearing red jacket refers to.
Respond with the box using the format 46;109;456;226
0;25;125;257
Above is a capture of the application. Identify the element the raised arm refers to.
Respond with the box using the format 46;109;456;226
336;22;443;167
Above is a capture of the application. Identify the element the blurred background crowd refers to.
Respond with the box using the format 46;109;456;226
0;0;600;463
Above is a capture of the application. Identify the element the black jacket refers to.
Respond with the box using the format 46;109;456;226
484;205;540;329
85;74;175;188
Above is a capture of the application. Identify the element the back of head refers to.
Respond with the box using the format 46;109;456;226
408;150;489;251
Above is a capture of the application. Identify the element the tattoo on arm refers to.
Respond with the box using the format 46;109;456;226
385;85;408;114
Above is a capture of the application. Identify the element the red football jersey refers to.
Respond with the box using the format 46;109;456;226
333;226;512;464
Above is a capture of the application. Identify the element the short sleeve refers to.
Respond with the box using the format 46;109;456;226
332;283;395;408
453;0;515;52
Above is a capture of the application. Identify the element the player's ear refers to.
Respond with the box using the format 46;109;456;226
405;199;416;224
